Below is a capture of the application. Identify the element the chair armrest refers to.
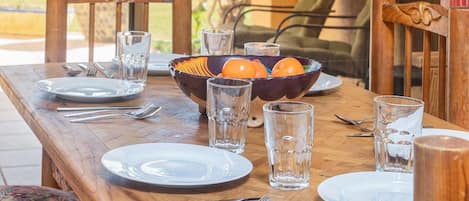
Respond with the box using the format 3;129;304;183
273;24;369;43
223;3;294;24
275;13;357;36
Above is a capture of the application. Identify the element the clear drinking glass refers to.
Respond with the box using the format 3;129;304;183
244;42;280;56
207;77;252;154
374;95;424;173
200;28;234;55
263;101;314;190
118;31;151;86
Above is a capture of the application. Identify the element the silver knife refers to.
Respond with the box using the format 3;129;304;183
93;62;114;78
57;106;142;111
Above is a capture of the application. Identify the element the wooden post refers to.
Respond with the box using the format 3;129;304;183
41;149;59;188
45;0;67;63
414;135;469;201
448;8;469;129
370;0;395;94
172;0;192;54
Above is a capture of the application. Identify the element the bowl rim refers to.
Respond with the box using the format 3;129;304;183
168;55;322;81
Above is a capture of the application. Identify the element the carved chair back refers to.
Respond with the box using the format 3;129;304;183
371;0;448;118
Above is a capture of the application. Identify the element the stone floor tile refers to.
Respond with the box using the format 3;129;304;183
2;166;41;185
0;135;41;150
0;121;33;136
0;149;42;167
0;109;24;121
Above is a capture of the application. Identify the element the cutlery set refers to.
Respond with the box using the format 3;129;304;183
58;103;161;123
63;63;113;78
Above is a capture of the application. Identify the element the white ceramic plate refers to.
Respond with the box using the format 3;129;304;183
318;171;413;201
308;73;343;94
101;143;253;188
422;128;469;140
112;53;186;75
36;77;144;102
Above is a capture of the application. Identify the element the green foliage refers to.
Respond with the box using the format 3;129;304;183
191;2;208;54
152;40;172;53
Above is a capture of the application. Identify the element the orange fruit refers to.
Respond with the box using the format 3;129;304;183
221;59;256;78
251;59;268;78
271;57;304;77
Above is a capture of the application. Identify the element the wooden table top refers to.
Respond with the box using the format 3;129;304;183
0;63;463;201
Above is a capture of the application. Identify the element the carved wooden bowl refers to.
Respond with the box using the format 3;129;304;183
169;55;321;127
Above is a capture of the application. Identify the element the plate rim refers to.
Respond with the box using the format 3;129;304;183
36;77;144;99
309;72;343;93
317;171;413;201
101;143;253;187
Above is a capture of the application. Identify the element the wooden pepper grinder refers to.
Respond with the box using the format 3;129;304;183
414;135;469;201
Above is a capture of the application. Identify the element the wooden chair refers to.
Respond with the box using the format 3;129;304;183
371;0;448;119
45;0;191;63
270;0;369;80
221;0;335;48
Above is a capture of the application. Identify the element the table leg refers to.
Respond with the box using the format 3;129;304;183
41;148;59;188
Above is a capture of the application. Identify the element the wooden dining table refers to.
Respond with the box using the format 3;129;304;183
0;63;463;201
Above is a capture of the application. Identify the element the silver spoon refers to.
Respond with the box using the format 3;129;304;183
62;64;82;76
70;105;161;123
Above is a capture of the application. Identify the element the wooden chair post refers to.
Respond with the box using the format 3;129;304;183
448;8;469;129
371;0;395;94
45;0;68;63
172;0;192;54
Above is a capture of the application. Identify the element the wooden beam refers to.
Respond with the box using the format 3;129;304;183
448;8;469;129
172;0;192;54
371;0;395;94
45;0;68;63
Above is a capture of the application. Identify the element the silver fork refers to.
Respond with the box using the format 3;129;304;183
78;64;97;77
86;66;97;77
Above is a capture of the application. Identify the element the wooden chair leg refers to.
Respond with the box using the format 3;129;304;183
41;148;59;188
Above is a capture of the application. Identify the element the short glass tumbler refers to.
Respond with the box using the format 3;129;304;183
374;95;424;173
207;77;252;154
200;28;234;55
118;31;151;86
263;101;314;190
244;42;280;56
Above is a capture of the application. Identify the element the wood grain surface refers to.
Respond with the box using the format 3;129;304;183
414;135;469;201
0;63;464;201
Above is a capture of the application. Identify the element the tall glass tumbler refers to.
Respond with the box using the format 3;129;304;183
207;77;252;154
201;28;234;55
263;101;314;190
118;31;151;86
244;42;280;56
374;95;424;173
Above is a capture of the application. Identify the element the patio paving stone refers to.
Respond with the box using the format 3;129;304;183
0;149;42;167
0;121;33;136
0;134;41;151
2;165;41;185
